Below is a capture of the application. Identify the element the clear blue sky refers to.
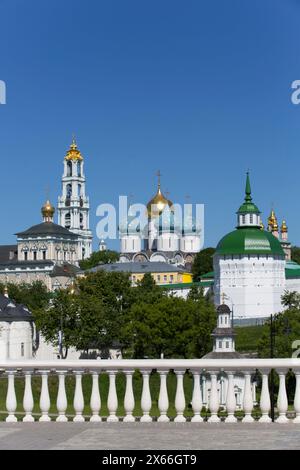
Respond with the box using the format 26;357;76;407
1;0;300;250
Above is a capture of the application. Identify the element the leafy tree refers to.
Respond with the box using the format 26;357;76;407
258;291;300;358
133;272;165;305
122;289;216;359
291;246;300;266
192;247;215;281
0;281;51;312
79;249;119;270
34;289;79;358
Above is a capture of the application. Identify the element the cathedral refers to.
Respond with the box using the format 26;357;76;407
0;138;93;291
119;173;202;268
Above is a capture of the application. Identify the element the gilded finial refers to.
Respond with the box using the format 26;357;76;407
65;136;83;161
41;199;55;222
221;292;226;304
281;219;288;233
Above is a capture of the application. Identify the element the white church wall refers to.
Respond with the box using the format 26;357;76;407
214;254;286;319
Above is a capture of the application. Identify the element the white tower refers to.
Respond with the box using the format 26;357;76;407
58;137;93;260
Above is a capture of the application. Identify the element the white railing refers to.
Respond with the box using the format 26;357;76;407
1;358;300;423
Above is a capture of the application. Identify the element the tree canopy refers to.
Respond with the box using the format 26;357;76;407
79;249;119;270
192;247;215;280
2;272;217;360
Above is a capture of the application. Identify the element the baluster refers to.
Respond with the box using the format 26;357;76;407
174;371;186;422
225;371;237;423
259;369;271;423
242;371;254;423
252;379;257;405
107;371;118;422
208;371;220;423
6;371;17;423
123;371;135;422
56;371;68;422
23;371;34;422
191;371;203;423
157;370;170;422
39;371;51;422
90;372;101;422
276;369;289;423
293;371;300;423
202;374;207;408
140;371;152;423
73;371;85;422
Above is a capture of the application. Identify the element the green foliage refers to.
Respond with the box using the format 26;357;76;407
9;270;216;360
291;246;300;266
79;249;119;270
192;247;215;281
123;286;216;359
0;281;51;313
257;291;300;358
235;325;267;353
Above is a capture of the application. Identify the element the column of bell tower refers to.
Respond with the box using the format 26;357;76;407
57;137;93;260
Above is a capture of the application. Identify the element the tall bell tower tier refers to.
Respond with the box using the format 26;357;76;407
58;138;93;260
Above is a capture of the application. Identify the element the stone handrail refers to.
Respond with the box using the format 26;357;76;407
0;358;299;423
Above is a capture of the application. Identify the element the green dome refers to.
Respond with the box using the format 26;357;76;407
216;227;285;256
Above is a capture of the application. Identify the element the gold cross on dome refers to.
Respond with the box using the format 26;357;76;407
221;293;226;304
156;170;161;188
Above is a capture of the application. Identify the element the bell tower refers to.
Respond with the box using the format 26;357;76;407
57;137;93;260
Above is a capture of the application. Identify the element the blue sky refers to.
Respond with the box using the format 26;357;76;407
0;0;300;250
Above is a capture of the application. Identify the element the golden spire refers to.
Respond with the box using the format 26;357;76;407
260;220;265;231
281;219;288;233
41;199;55;222
65;136;83;161
146;171;173;218
221;292;226;304
268;208;278;231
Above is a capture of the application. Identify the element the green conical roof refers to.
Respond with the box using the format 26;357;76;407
237;172;261;214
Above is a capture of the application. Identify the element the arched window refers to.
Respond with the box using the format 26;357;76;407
67;161;72;177
65;212;71;228
78;184;82;197
66;184;72;198
80;212;84;229
77;162;82;177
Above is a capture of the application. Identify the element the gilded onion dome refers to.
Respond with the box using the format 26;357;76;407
146;173;173;218
65;137;83;161
281;219;288;233
41;199;55;221
268;209;278;231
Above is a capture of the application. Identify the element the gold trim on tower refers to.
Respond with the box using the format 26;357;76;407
65;136;83;161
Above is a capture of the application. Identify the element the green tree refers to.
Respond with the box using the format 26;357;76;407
192;247;215;281
0;281;51;312
79;249;119;270
257;291;300;358
123;291;216;359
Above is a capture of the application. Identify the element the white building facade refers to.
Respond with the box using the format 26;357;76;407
213;173;286;321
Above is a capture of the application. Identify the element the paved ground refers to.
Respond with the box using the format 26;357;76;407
0;422;299;450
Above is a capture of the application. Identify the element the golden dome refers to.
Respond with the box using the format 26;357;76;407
281;220;288;233
268;209;278;231
41;199;55;220
65;137;83;161
146;173;173;218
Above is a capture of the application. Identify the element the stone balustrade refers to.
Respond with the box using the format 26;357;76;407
0;358;300;423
